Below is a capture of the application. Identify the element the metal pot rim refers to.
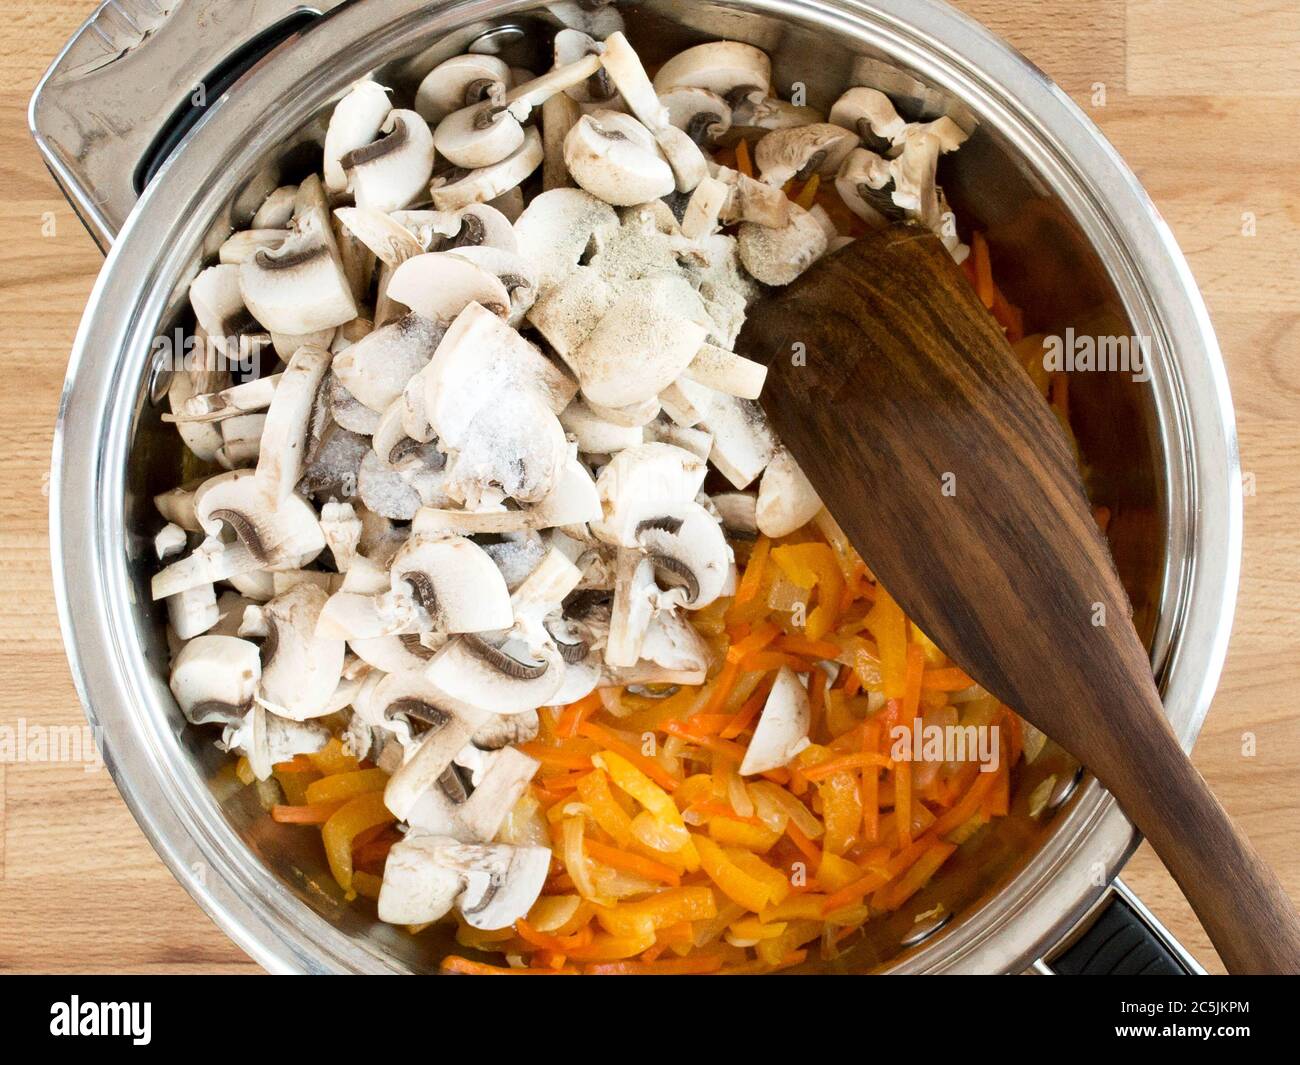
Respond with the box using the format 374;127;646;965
43;0;1241;974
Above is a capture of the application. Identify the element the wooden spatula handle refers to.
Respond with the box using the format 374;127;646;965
1085;690;1300;974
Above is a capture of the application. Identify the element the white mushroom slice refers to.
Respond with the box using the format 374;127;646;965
513;187;619;292
333;206;425;266
547;0;625;38
155;522;188;561
189;264;256;356
166;582;220;640
342;110;436;213
216;413;266;469
553;29;617;105
560;400;644;454
456;747;541;842
445;390;568;505
508;547;583;647
389;535;514;634
638;607;712;682
680;174;729;240
754;123;858;187
254;346;332;504
426;634;566;717
151;536;262;600
835;147;900;226
563;111;675;206
169;634;261;726
524;266;614;369
252;584;345;721
739;666;812;775
166;369;224;463
681;343;767;400
503;54;603;121
351;632;437;677
644;419;713;461
735;97;826;131
377;833;465;925
218;229;288;265
434;97;524;169
430;126;543;211
416;53;511;124
606;550;657;667
386;252;511;325
421;301;577;450
756;448;823;538
598;31;669;129
384;707;482;821
193;469;326;569
441;842;551;930
828;86;907;151
251;185;298;229
655;123;710;193
331;311;443;412
888;123;968;247
651;41;771;104
168;373;280;424
323;79;393;195
441;203;519;253
586;396;662;429
712;491;759;539
738;202;828;285
667;377;777;489
487;186;525;222
592;442;708;546
443;245;537;326
714;165;791;229
155;486;201;532
635;502;733;610
541;89;582;191
316;589;419;641
319;500;362;572
357;445;450;521
413;454;600;535
570;278;709;408
222;703;329;781
239;210;358;335
659;86;732;144
271;326;336;363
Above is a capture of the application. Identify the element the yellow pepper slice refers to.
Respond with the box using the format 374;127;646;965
708;815;782;853
727;848;791;907
322;791;395;895
771;542;844;639
815;851;862;892
594;751;699;870
696;835;773;913
594;886;718;938
864;585;908;698
308;737;361;775
575;769;635;846
305;768;388;806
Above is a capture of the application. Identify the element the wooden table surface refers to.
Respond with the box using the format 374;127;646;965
0;0;1296;975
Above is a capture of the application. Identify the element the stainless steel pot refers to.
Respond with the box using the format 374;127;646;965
33;0;1240;973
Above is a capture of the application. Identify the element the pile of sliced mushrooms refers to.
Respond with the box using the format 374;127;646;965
156;19;968;935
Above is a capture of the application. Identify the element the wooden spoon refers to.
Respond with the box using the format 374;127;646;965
736;224;1300;973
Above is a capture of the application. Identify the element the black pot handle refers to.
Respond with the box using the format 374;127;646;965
1038;877;1206;975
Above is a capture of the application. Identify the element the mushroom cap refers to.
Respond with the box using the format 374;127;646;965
251;185;297;229
753;123;859;187
553;28;618;105
383;697;481;821
634;501;733;611
331;311;443;412
443;244;538;326
739;665;812;775
333;206;426;266
442;202;519;254
323;79;392;194
651;40;772;101
592;441;708;546
429;125;543;211
571;277;709;408
433;100;524;170
389;534;514;634
377;833;465;925
415;53;510;124
254;345;332;505
563;111;676;206
385;252;511;324
256;583;347;720
426;635;567;717
827;86;906;152
737;202;829;286
513;188;619;293
834;147;900;226
659;86;732;144
238;209;358;336
560;399;645;454
445;389;568;505
193;469;326;568
755;446;823;537
599;31;670;131
664;377;777;490
169;634;261;725
343;110;437;214
189;264;254;352
445;842;551;929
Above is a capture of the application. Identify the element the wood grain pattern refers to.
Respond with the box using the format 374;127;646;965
0;0;1296;974
740;226;1300;973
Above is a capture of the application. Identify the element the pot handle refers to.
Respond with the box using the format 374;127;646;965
1034;877;1207;975
29;0;348;251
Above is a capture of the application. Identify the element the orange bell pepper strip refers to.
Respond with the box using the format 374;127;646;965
575;769;635;846
771;543;844;639
556;691;602;738
878;840;957;911
696;835;779;913
563;929;658;961
863;587;908;698
800;751;893;781
921;667;977;691
594;886;718;938
307;737;361;775
322;790;395;894
304;767;388;806
592;751;698;869
708;815;782;853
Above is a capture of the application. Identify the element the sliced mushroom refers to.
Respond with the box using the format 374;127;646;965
383;690;482;820
738;666;811;775
828;86;906;153
754;123;858;187
216;413;266;469
560;399;645;454
377;832;466;925
634;502;733;611
834;147;903;226
189;264;259;358
323;79;393;195
541;88;582;191
663;377;777;490
385;252;511;327
357;445;449;521
443;244;538;326
756;447;823;537
192;468;326;569
239;208;358;335
331;311;443;412
221;703;329;782
414;454;601;535
333;206;426;266
251;185;298;229
679;174;729;240
513;187;619;293
445;389;568;506
713;165;791;229
169;634;261;726
441;202;519;253
553;29;617;106
605;549;657;667
389;534;514;634
455;746;541;842
167;581;220;640
248;583;345;720
738;202;828;285
342;110;436;213
416;53;511;124
425;633;567;717
643;419;713;461
592;441;708;546
254;346;331;504
502;53;604;122
659;86;732;144
651;41;772;107
636;606;713;683
712;491;759;539
439;841;551;929
433;95;524;170
563;111;675;206
167;373;280;424
733;97;825;131
218;228;288;265
430;125;543;211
